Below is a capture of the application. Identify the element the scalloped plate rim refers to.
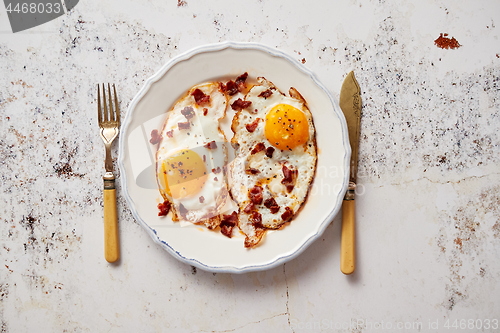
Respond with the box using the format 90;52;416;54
118;41;351;274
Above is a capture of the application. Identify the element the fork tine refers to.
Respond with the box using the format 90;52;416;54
97;84;102;123
107;83;114;122
102;83;108;122
113;84;120;124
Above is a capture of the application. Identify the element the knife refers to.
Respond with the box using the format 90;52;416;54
339;71;361;275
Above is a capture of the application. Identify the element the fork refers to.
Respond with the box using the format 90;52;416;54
97;83;120;263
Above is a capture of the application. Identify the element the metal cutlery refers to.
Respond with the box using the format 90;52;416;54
97;83;120;263
339;71;361;275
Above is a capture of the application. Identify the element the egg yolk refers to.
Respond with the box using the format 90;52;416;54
265;104;309;150
160;149;207;199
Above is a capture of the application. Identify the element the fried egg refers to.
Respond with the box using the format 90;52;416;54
228;77;317;247
156;82;231;229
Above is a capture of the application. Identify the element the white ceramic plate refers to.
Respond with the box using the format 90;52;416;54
118;42;350;273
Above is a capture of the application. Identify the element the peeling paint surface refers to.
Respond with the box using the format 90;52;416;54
1;0;499;332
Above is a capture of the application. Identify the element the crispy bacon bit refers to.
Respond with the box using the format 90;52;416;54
245;118;260;132
281;164;298;185
220;211;238;238
250;211;263;227
199;196;205;203
166;130;174;138
221;212;237;227
243;202;254;213
220;224;232;238
264;197;280;214
203;155;206;162
212;166;222;174
157;200;171;216
203;108;208;116
246;168;260;175
150;129;162;144
281;206;293;221
286;185;294;193
179;203;188;219
204;140;217;149
181;106;195;119
231;98;252;111
258;89;273;98
225;80;238;95
263;197;276;208
214;177;218;181
191;88;210;104
248;185;263;205
235;72;248;92
178;121;190;130
265;146;275;158
251;142;265;155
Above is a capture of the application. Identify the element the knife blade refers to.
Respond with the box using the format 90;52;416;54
339;71;361;275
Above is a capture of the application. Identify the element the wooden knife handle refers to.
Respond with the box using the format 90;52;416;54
340;199;355;274
104;188;120;263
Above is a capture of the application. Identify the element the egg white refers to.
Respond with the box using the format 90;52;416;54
228;77;317;234
156;82;231;224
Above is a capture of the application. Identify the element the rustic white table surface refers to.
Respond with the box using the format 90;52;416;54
1;0;499;332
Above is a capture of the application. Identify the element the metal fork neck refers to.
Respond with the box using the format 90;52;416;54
104;143;114;172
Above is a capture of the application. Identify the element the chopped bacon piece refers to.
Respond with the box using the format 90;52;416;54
250;211;263;227
150;129;162;144
264;197;280;214
258;89;273;98
203;108;208;116
262;198;273;208
204;140;217;149
220;224;233;238
157;200;171;216
281;164;298;185
248;185;263;205
178;121;190;130
245;118;260;132
245;168;260;175
166;130;174;138
220;211;238;238
212;166;222;174
181;106;195;119
199;196;205;203
281;206;293;222
221;211;237;227
231;98;252;111
243;202;254;213
265;146;275;158
225;80;238;95
251;142;265;155
235;72;248;92
191;88;210;104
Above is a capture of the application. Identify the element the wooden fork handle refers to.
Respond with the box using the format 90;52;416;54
103;187;120;263
340;199;355;274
